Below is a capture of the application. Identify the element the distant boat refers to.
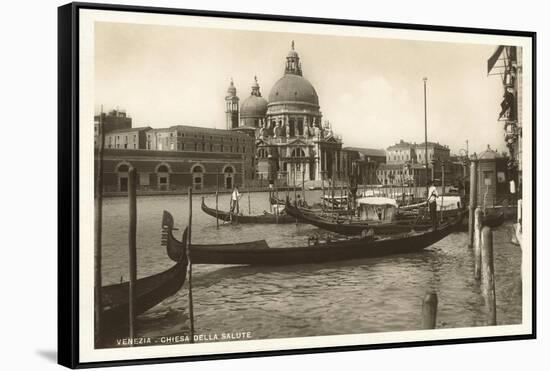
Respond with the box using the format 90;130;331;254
201;197;295;224
100;226;188;325
161;210;463;266
285;202;448;236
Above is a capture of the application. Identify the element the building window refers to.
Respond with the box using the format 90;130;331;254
223;166;235;189
116;163;130;192
157;164;170;191
192;165;204;190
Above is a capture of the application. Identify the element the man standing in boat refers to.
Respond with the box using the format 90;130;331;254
427;181;439;229
229;186;242;221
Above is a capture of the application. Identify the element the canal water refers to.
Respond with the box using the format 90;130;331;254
100;190;522;344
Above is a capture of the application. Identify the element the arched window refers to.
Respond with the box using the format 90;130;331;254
156;163;170;191
223;166;235;189
116;162;131;192
192;164;204;190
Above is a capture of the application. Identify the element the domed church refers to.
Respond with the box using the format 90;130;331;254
225;41;344;183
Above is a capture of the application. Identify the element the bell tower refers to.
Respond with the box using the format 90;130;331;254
225;78;239;129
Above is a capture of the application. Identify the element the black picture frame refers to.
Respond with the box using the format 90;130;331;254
58;2;536;368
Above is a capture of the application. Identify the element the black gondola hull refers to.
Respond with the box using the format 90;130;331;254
201;197;295;224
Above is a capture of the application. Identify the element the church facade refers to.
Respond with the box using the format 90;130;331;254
225;42;345;185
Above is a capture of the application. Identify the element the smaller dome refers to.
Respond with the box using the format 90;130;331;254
241;95;268;117
478;145;502;160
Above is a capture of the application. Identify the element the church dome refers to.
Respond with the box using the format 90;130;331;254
268;74;319;106
240;76;268;118
241;95;268;117
478;145;502;160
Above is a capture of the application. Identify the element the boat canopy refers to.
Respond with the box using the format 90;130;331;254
436;195;462;210
356;197;398;207
356;197;397;222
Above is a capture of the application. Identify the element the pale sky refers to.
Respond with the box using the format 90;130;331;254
95;22;509;155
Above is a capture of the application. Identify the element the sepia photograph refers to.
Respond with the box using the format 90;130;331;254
57;3;534;367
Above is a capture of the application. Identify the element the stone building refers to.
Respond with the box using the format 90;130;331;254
488;45;522;195
144;125;255;181
475;145;511;208
94;108;132;146
377;140;455;187
342;147;386;185
96;148;246;192
228;41;345;184
104;127;151;150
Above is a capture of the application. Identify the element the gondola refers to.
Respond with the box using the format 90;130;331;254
161;210;462;266
161;210;270;262
270;195;354;216
201;197;296;224
285;202;451;236
100;226;188;325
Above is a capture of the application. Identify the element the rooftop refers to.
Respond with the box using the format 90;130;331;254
106;126;151;134
343;147;386;157
147;125;252;137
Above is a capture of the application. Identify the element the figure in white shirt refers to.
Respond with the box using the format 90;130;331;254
229;186;241;217
427;181;438;229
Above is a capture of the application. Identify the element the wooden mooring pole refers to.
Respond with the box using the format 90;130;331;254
94;105;105;346
481;226;497;325
187;187;195;342
473;207;482;280
302;168;306;204
422;292;438;329
248;183;251;215
468;154;478;248
216;170;219;229
275;175;279;224
128;167;138;342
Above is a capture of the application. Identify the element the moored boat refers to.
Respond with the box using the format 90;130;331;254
201;197;295;224
161;210;462;266
286;202;458;236
100;226;188;325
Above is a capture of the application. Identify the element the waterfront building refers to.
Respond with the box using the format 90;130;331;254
475;145;511;208
104;127;151;150
377;140;454;187
487;45;522;195
145;125;255;181
96;148;247;192
94;108;132;146
342;147;386;185
229;41;345;184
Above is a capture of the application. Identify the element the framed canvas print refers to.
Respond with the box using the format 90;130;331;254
58;2;536;368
